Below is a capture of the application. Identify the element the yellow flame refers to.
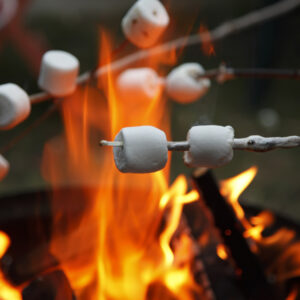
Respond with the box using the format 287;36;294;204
220;166;258;220
216;244;228;260
0;232;21;300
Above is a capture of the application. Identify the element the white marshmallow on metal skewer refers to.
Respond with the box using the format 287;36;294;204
113;126;168;173
166;63;211;103
0;83;31;130
117;68;162;105
122;0;170;48
38;50;79;97
0;155;9;181
184;125;234;168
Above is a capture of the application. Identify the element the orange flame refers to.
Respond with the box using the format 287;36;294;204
220;167;269;247
41;31;201;300
216;244;228;261
0;232;21;300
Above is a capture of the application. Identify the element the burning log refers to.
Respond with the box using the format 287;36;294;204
192;170;281;300
22;270;75;300
1;250;59;286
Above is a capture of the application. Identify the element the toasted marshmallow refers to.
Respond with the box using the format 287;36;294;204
38;50;79;97
122;0;169;48
184;125;234;168
166;63;211;103
113;126;168;173
0;83;31;130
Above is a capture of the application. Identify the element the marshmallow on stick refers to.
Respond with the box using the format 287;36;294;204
117;68;162;105
101;126;300;173
122;0;169;48
113;126;168;173
184;125;234;168
0;83;31;130
38;50;79;97
166;63;211;103
0;155;9;181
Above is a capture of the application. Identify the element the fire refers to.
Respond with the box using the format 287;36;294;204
41;31;200;300
221;167;300;300
220;166;257;220
216;244;228;260
0;231;21;300
198;25;216;57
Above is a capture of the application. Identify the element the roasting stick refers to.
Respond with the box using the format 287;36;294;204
26;0;300;104
100;135;300;152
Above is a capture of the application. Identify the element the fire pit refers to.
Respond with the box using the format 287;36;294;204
0;0;299;300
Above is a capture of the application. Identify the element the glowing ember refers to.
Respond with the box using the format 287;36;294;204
216;244;228;261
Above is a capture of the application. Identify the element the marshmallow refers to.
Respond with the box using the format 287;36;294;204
184;125;234;168
166;63;211;103
122;0;169;48
38;50;79;97
117;68;162;105
0;155;9;181
0;83;31;130
113;126;168;173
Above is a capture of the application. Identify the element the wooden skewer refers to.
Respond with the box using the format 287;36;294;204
100;135;300;153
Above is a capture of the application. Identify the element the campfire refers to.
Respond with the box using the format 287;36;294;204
0;0;300;299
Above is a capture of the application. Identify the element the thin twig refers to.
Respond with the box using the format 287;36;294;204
100;135;300;153
232;135;300;152
29;0;300;104
195;67;300;83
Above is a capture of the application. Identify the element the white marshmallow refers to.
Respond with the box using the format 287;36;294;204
184;125;234;168
113;126;168;173
0;155;9;181
122;0;169;48
166;63;211;103
117;68;162;105
38;50;79;97
0;83;31;130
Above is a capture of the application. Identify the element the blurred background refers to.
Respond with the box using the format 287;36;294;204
0;0;299;220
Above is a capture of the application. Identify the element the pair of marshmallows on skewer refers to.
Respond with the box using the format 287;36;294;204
0;50;79;131
117;63;211;104
101;125;234;173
